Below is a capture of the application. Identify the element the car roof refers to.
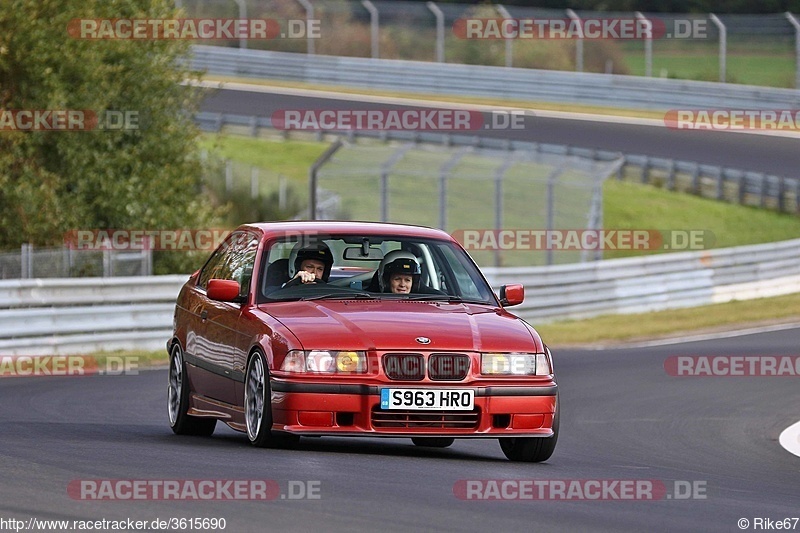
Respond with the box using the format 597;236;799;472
240;221;455;242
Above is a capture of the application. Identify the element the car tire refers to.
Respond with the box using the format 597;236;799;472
245;350;299;449
168;343;216;436
498;396;559;463
411;437;455;448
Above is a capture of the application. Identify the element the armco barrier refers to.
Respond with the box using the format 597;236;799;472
482;238;800;321
190;45;800;111
0;275;188;355
2;239;800;354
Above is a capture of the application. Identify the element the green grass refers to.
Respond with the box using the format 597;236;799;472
603;180;800;259
199;133;330;203
619;39;796;87
624;53;795;87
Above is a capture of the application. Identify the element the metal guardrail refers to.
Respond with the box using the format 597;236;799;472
196;111;800;214
0;276;187;354
482;238;800;322
190;45;800;111
2;239;800;354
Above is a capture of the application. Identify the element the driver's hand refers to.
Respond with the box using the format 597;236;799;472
296;271;317;284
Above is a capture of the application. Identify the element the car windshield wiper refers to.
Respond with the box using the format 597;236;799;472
405;294;493;305
300;291;379;301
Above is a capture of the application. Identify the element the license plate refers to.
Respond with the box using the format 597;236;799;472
380;388;474;410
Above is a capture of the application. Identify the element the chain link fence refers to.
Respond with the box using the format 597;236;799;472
0;244;152;280
311;137;619;267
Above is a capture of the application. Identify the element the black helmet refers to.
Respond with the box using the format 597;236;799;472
289;243;334;282
381;257;421;293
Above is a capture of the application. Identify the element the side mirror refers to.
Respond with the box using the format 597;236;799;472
207;279;242;302
499;284;524;307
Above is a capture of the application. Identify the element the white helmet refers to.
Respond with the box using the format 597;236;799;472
377;250;419;292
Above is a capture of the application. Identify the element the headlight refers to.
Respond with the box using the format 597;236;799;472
281;350;367;373
481;352;551;376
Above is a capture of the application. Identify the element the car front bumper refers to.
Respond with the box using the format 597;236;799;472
269;379;557;437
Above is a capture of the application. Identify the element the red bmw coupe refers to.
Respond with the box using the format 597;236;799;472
167;221;558;462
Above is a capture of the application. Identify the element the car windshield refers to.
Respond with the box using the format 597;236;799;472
258;234;497;305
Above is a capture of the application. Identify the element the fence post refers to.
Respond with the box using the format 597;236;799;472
640;156;650;184
103;249;112;277
777;177;787;212
786;13;800;89
796;180;800;214
279;175;287;211
232;0;247;50
309;140;343;220
250;167;259;199
667;159;676;190
437;147;469;230
716;169;725;200
496;5;514;67
362;0;379;59
377;144;414;222
296;0;316;55
691;163;700;194
566;9;584;72
225;160;233;192
738;173;747;205
427;2;445;63
635;12;653;77
709;14;727;83
545;167;563;266
21;243;31;279
492;155;517;267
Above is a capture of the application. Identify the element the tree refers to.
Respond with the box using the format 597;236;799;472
0;0;218;267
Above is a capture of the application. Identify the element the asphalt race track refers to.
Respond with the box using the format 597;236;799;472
1;327;798;532
200;86;800;178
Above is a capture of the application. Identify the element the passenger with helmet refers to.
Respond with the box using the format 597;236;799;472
364;250;427;294
381;256;421;294
282;243;334;288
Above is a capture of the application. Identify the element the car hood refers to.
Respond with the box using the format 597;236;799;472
259;300;542;353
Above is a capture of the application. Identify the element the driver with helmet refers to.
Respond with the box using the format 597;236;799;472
282;243;334;287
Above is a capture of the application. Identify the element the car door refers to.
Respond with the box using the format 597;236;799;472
189;231;259;405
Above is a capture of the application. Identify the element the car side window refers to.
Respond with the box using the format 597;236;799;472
198;232;260;297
